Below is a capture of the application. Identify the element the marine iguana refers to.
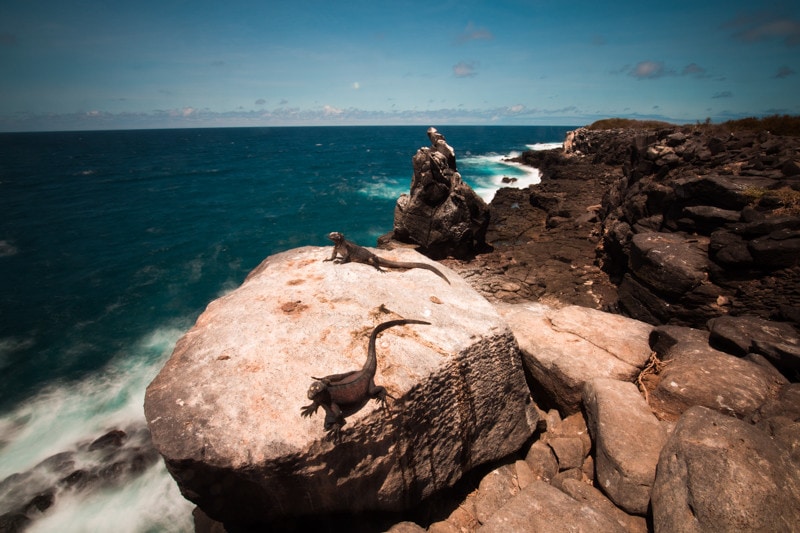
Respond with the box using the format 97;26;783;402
324;231;450;284
300;318;430;440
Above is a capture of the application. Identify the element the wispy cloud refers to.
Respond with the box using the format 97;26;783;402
712;91;733;99
724;10;800;46
774;65;796;78
453;61;478;78
627;61;710;80
629;61;671;79
457;22;493;43
682;63;708;78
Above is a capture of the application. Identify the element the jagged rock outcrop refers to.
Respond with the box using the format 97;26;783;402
392;128;490;258
589;125;800;330
144;246;538;527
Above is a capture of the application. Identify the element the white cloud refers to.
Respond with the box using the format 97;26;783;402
726;11;800;46
322;105;343;116
453;61;478;78
352;82;360;90
630;61;668;79
457;22;493;43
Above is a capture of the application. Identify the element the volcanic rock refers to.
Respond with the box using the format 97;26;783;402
392;128;490;258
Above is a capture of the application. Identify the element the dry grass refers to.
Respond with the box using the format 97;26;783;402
637;351;669;404
744;186;800;216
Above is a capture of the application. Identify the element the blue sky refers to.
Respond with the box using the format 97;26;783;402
1;0;798;131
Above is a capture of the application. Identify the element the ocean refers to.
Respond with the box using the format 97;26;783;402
0;125;572;531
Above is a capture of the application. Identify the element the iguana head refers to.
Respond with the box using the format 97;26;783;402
306;380;327;400
327;231;344;244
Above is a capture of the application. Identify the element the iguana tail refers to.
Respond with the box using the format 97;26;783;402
378;259;451;284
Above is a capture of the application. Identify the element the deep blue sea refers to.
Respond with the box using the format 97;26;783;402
0;125;571;531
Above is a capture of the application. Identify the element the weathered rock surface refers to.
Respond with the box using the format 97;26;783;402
588;125;800;328
583;378;668;515
144;246;538;526
652;406;800;532
440;152;619;309
647;325;786;419
476;481;628;533
392;127;490;258
708;314;800;378
496;303;653;413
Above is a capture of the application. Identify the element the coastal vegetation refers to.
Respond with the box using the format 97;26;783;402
586;118;675;130
744;185;800;216
587;114;800;136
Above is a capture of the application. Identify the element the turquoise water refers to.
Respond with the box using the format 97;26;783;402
0;125;571;531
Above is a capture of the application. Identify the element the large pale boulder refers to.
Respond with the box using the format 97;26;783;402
652;406;800;532
583;378;669;515
496;303;654;413
144;246;538;527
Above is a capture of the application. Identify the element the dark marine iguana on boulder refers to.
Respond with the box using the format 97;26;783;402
324;231;450;284
301;318;430;440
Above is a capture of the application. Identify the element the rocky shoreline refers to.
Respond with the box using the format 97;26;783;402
183;124;799;532
8;124;797;533
417;122;800;533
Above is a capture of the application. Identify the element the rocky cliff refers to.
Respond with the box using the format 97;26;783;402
144;124;800;533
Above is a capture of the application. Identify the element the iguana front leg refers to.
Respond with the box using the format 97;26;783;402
323;247;340;262
300;401;320;418
322;402;346;442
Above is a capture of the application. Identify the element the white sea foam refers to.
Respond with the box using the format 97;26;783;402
28;461;193;533
0;321;195;531
357;150;549;204
357;177;408;201
460;153;541;203
526;142;564;151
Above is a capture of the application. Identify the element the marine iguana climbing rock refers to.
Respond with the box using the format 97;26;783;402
300;318;430;440
324;231;450;284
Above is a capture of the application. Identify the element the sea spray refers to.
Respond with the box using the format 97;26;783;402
0;322;194;531
0;126;574;529
460;152;542;202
